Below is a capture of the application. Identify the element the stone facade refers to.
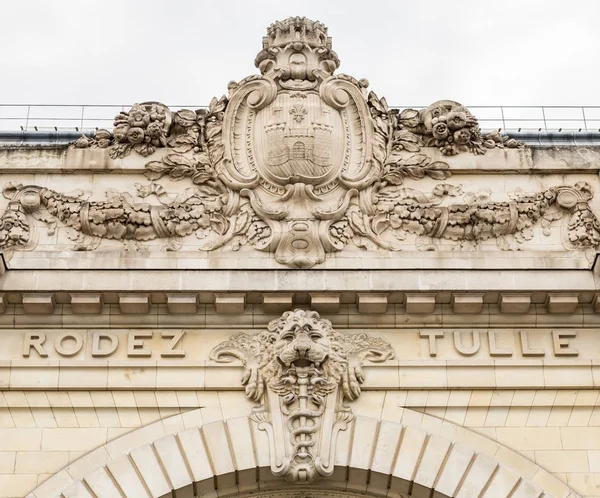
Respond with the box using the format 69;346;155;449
0;15;599;498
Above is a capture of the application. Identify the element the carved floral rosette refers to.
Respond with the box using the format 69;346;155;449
210;309;395;483
1;17;599;266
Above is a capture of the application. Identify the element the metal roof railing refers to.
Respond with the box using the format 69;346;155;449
0;104;207;133
1;104;600;133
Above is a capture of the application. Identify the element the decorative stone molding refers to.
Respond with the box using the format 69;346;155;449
210;309;395;483
545;293;580;314
214;292;246;314
356;293;388;314
118;293;149;314
27;408;580;498
165;292;198;314
451;292;485;314
0;290;599;320
309;292;341;314
2;18;595;269
263;293;295;314
405;293;436;314
69;293;103;314
499;293;532;314
22;293;55;314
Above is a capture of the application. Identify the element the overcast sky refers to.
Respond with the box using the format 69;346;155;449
1;0;599;108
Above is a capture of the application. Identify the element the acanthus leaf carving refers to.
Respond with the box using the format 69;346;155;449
2;17;596;266
210;309;395;483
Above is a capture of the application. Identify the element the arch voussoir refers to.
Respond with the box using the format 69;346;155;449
35;410;580;498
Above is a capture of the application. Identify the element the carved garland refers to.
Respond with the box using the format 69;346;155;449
1;17;598;267
1;98;596;261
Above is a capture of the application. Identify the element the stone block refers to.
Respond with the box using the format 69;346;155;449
225;417;257;491
70;293;103;314
201;420;236;490
62;480;96;498
42;428;107;451
262;293;293;314
455;454;498;498
166;293;198;314
413;434;452;498
451;293;484;314
118;293;150;314
405;293;436;314
214;293;246;314
154;434;194;494
177;427;214;486
0;428;42;451
545;293;579;314
499;293;532;314
22;293;55;314
106;455;149;497
390;426;428;495
84;467;123;497
434;442;474;498
309;292;341;313
357;293;388;314
592;293;600;313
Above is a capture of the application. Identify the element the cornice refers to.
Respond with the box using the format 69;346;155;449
5;250;594;270
0;288;599;325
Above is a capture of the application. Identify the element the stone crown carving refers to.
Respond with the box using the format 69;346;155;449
210;309;395;483
1;17;598;268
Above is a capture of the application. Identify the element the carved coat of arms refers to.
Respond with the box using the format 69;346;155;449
216;20;380;268
1;17;599;267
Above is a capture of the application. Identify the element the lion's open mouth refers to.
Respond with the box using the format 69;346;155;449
292;358;312;368
278;356;322;369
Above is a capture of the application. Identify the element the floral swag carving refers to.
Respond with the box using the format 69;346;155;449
1;17;599;266
210;309;395;483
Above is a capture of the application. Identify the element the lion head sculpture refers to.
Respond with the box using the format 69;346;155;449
210;309;395;402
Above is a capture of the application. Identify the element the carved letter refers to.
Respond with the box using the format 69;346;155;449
22;332;48;358
92;333;118;357
552;331;579;356
161;331;186;357
488;331;513;357
453;331;480;356
420;331;444;357
519;331;545;357
127;332;152;357
55;333;84;357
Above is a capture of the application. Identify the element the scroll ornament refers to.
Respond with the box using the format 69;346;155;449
210;309;395;483
1;17;599;266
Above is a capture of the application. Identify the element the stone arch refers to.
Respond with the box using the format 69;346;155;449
28;409;580;498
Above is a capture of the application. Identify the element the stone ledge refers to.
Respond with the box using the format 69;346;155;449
2;386;598;409
0;268;596;293
6;250;594;270
2;145;600;174
2;360;598;391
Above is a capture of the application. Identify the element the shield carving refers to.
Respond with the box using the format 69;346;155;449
216;19;379;268
254;92;344;187
221;76;375;195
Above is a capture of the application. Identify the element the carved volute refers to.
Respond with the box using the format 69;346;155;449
210;309;395;483
0;17;597;268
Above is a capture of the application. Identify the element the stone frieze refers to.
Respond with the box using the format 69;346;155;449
0;16;598;268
